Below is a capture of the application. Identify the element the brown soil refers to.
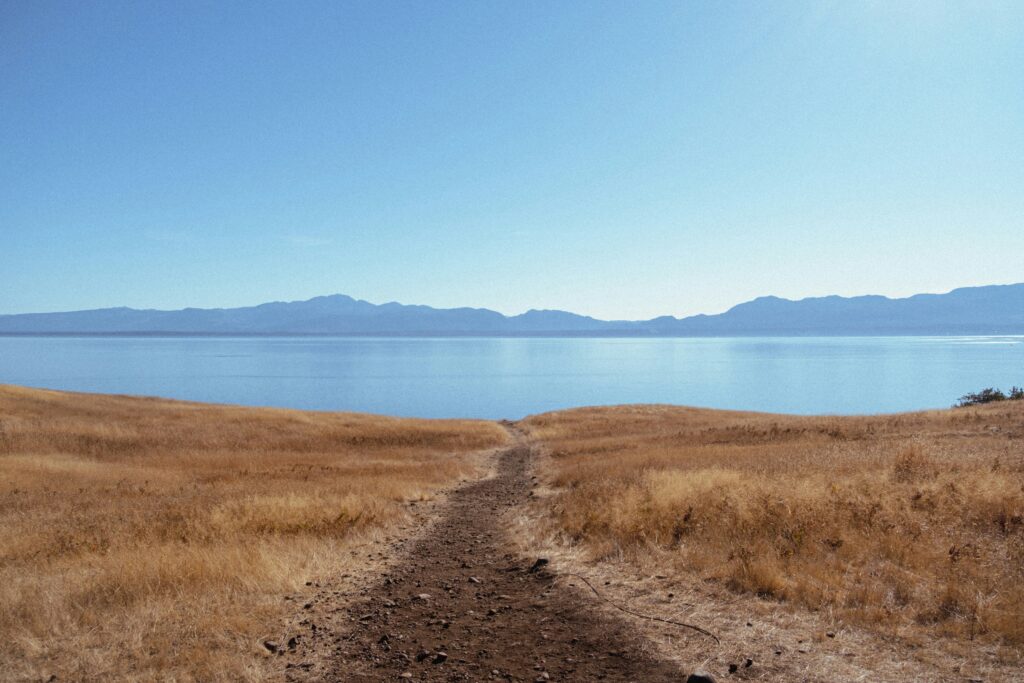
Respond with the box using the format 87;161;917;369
283;427;688;681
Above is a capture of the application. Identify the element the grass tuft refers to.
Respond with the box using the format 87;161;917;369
0;385;507;681
523;402;1024;649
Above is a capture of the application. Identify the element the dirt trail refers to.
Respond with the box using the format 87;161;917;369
285;427;687;682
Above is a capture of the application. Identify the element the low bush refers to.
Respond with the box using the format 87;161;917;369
956;386;1023;407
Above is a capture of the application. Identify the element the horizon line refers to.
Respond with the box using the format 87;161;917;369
2;280;1022;321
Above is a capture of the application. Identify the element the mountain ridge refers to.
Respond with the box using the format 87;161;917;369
1;283;1022;336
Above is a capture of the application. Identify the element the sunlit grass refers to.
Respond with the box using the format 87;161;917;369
523;402;1024;648
0;384;507;681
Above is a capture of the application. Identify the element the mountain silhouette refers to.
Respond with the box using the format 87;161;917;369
0;284;1021;335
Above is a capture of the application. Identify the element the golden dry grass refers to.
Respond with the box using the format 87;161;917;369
522;402;1024;652
0;385;507;682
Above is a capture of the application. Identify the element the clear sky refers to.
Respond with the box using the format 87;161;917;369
2;1;1022;319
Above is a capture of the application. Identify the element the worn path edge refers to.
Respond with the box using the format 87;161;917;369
284;424;689;682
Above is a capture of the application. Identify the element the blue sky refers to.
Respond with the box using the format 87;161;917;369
2;1;1022;319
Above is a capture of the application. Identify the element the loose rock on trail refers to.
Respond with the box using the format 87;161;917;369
284;428;688;681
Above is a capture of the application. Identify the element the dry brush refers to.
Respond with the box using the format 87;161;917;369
522;402;1024;653
0;385;507;681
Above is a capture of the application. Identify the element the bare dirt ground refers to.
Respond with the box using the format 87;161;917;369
508;528;1017;683
280;424;1020;682
282;427;690;682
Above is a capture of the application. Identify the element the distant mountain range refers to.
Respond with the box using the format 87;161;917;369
1;283;1022;336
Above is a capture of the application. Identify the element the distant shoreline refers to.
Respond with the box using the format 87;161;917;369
2;337;1018;419
2;332;1023;338
2;283;1022;337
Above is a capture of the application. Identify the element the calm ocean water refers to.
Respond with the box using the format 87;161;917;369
0;336;1021;419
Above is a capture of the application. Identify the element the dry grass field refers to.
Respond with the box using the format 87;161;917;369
6;384;1023;681
0;385;507;682
522;402;1024;655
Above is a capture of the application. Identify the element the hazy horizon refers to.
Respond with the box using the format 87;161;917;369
3;2;1022;319
3;279;1024;320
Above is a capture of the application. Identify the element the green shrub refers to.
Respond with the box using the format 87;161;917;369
956;386;1024;407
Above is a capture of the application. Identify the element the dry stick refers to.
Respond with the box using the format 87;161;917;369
562;572;721;644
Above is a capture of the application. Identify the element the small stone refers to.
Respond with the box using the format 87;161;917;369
415;649;431;662
262;640;279;653
469;576;481;584
528;558;549;573
745;658;753;668
287;636;298;650
686;671;716;683
826;631;836;638
728;663;738;673
433;651;448;664
399;674;413;680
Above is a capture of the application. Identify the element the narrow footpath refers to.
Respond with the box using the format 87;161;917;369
285;427;687;682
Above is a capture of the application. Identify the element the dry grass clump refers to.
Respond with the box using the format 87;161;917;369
0;385;506;682
522;402;1024;650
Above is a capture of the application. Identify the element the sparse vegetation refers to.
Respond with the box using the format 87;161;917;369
6;383;1023;679
957;385;1024;407
0;385;506;682
522;402;1024;653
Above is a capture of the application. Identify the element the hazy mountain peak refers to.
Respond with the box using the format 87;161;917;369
1;283;1021;336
